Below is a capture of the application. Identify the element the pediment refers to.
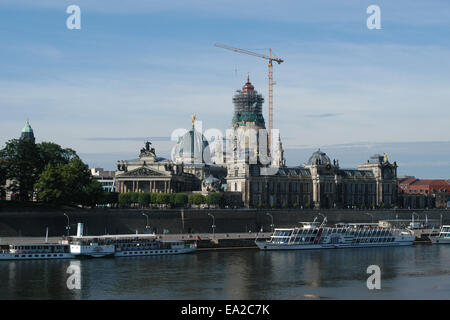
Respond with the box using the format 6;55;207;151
117;166;168;177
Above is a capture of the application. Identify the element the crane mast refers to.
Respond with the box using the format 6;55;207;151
214;43;284;156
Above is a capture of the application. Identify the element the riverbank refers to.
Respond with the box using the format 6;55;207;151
0;207;449;237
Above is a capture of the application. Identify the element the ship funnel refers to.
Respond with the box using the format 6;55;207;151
77;223;84;237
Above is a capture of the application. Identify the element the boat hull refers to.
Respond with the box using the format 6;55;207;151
429;237;450;244
115;247;196;257
256;239;415;251
0;253;74;260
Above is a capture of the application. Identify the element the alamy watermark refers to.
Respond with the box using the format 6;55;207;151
66;5;81;30
66;261;81;290
367;5;381;30
366;265;381;290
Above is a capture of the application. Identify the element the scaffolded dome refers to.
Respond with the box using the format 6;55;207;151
232;77;265;128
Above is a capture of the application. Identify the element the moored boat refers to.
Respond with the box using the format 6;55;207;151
256;219;415;251
112;234;197;257
429;225;450;244
0;243;73;260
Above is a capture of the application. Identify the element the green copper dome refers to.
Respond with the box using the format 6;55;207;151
20;119;35;142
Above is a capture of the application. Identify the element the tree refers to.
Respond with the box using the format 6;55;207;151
138;193;151;207
191;194;205;205
119;193;132;206
174;193;188;206
81;180;104;207
37;142;77;170
0;139;41;200
34;157;102;206
0;139;80;201
206;193;222;206
33;164;65;204
0;159;6;199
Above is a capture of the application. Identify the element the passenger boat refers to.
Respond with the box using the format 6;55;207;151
256;219;415;251
0;224;196;260
429;225;450;244
112;234;197;257
0;244;73;260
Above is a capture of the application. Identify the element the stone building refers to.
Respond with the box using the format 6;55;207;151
114;77;399;209
115;122;227;194
115;141;198;193
219;79;398;208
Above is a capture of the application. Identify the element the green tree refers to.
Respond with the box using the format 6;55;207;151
155;193;171;205
138;193;151;207
37;142;77;170
0;139;80;201
118;193;132;206
192;194;205;205
34;158;102;206
102;192;119;205
206;193;222;206
33;164;64;204
81;180;104;207
174;193;188;206
0;139;40;200
0;159;7;199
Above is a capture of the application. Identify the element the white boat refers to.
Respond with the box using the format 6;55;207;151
61;223;115;258
256;220;415;251
429;225;450;244
67;240;115;258
112;234;197;257
0;243;73;260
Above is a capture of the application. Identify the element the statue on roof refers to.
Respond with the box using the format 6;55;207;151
140;140;156;158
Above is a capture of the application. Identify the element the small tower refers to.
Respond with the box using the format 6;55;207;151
20;119;35;143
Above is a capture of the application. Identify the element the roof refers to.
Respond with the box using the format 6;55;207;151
307;149;331;166
339;169;374;178
276;167;311;177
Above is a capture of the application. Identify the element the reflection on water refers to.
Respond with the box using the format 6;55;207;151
1;245;450;299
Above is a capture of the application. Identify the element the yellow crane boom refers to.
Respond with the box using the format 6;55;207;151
213;43;284;156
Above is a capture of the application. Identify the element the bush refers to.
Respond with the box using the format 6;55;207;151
103;192;118;205
174;193;188;206
155;193;171;205
138;193;151;207
118;193;132;206
189;194;205;205
130;192;139;204
206;193;223;206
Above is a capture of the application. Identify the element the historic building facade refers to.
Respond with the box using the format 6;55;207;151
219;79;398;208
115;78;399;208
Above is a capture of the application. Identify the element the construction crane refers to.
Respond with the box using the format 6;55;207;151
213;43;284;155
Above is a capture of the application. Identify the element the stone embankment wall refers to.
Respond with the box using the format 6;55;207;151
0;207;449;237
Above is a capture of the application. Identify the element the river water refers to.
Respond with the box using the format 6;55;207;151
1;244;450;299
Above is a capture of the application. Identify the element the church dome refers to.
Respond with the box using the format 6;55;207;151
232;76;265;127
20;119;35;142
307;149;331;166
172;128;211;164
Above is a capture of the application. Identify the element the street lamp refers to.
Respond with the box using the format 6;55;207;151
63;213;70;236
266;212;274;233
142;212;150;231
364;212;374;223
207;213;216;239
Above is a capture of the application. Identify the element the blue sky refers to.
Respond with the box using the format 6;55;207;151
0;0;449;178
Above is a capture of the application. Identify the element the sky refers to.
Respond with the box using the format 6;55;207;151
0;0;449;178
